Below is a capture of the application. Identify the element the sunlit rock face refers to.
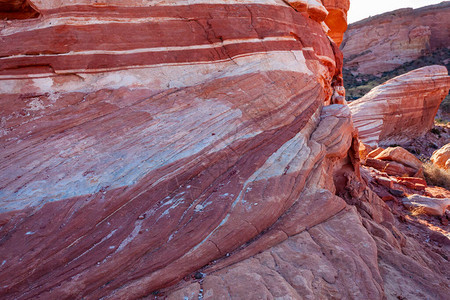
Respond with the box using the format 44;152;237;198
341;2;450;75
431;143;450;170
349;66;450;148
275;0;349;45
0;0;351;298
1;1;449;300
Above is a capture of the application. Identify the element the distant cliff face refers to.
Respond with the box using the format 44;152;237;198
341;2;450;76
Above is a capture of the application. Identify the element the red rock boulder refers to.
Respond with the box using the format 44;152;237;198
0;0;39;19
0;1;356;298
349;66;450;147
431;143;450;170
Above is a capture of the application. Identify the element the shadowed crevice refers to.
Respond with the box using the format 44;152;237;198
0;0;40;20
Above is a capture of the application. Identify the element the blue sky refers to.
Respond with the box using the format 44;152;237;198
347;0;446;23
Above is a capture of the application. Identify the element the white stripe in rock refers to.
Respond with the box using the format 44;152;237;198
0;36;297;59
1;50;313;93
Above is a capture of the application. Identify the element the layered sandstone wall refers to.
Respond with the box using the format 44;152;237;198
0;1;351;298
0;1;449;299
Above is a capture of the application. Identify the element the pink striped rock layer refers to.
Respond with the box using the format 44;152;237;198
349;65;450;148
1;1;348;298
0;1;449;299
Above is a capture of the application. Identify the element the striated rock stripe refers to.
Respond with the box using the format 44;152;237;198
0;65;317;212
0;76;327;298
31;0;289;11
0;1;353;298
1;3;336;78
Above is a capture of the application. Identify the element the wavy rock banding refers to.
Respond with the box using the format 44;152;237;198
349;65;450;147
0;1;449;299
0;1;350;298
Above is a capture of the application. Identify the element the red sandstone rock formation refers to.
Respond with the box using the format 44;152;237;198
402;194;450;216
362;146;427;187
431;143;450;170
322;0;349;46
349;65;450;147
341;2;450;75
0;1;449;299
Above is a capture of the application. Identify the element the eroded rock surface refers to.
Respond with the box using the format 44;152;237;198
0;1;448;299
322;0;350;46
402;194;450;216
349;66;450;147
168;207;384;299
431;143;450;170
341;2;450;76
0;1;350;298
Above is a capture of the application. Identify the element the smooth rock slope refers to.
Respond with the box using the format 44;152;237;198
0;1;449;299
0;0;353;298
431;143;450;170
